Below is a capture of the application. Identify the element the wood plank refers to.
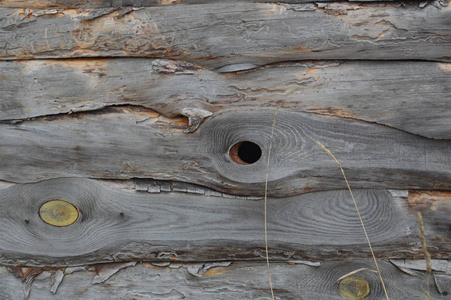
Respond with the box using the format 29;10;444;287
0;261;447;299
0;107;450;195
0;3;450;65
0;178;449;266
1;59;450;139
0;0;422;9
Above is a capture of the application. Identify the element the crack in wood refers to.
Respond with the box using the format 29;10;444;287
133;179;263;199
2;58;449;138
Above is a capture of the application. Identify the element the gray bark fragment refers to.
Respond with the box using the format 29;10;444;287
92;262;137;284
50;270;64;294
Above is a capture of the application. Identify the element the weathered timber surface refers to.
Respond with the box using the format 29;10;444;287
0;178;449;266
0;3;450;65
407;191;451;238
1;261;449;300
0;107;449;196
0;0;426;9
2;59;451;139
0;0;449;298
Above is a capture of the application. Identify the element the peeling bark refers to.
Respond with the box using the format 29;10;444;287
0;3;450;65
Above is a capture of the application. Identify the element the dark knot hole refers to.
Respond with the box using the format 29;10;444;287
229;141;262;165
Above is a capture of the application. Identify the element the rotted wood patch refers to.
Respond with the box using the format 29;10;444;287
1;260;449;300
1;59;451;139
0;178;449;266
0;107;450;195
0;2;450;65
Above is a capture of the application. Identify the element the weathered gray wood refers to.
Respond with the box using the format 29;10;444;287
1;261;448;299
0;0;424;9
406;191;451;241
1;59;450;139
0;107;450;196
0;0;448;297
0;3;450;66
0;178;449;266
390;259;451;274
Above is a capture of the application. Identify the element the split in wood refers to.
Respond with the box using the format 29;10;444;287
2;59;450;139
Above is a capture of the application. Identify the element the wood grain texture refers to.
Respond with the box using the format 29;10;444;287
0;107;450;196
0;0;424;9
0;178;449;266
2;59;450;139
1;261;448;299
0;2;450;66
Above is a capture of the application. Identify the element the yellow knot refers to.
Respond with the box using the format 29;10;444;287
39;200;79;227
338;276;370;300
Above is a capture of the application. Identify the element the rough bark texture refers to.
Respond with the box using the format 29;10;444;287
1;261;449;300
0;2;450;66
0;0;428;8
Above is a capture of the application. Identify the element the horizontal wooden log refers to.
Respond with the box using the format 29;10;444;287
1;261;448;299
0;178;449;266
0;0;424;9
0;107;450;195
0;3;450;65
1;59;450;139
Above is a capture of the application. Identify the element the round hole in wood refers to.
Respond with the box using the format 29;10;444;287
337;276;370;300
229;141;262;165
39;200;79;227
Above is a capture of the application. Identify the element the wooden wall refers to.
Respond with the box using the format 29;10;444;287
0;0;450;299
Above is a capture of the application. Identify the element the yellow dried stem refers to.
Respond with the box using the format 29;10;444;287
264;107;279;300
417;212;432;300
316;141;390;300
